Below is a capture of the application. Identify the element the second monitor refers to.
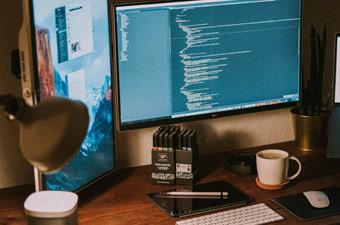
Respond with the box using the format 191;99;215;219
20;0;116;192
113;0;301;130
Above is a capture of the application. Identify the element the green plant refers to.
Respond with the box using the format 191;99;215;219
299;26;329;116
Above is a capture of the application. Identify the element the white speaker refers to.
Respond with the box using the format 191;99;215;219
24;191;78;225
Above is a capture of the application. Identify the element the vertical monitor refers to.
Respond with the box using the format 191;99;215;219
335;34;340;104
113;0;301;130
25;0;115;191
327;33;340;158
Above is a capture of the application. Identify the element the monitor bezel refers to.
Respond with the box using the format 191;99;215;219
112;0;301;131
334;33;340;105
25;0;117;193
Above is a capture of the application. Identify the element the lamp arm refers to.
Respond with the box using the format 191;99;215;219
34;167;43;192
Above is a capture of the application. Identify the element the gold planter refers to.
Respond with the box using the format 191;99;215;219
291;108;329;151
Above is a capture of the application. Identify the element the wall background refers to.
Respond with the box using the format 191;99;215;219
0;0;33;188
116;109;294;168
0;0;305;188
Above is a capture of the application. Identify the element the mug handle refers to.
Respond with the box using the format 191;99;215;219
287;156;302;181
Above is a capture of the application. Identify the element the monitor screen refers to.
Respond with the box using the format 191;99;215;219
26;0;115;191
335;34;340;104
113;0;301;130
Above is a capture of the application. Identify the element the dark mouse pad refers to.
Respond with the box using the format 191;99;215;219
148;181;251;217
272;187;340;220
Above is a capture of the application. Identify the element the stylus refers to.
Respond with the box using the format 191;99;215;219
156;195;228;199
165;191;229;197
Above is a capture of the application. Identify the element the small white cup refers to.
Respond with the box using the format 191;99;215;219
256;149;301;185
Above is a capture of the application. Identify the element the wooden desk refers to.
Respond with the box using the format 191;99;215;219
1;141;340;225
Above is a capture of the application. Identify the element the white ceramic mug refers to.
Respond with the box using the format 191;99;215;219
256;149;301;185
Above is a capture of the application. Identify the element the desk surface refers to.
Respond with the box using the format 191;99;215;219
1;141;340;225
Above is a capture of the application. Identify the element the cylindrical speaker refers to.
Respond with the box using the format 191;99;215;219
24;191;78;225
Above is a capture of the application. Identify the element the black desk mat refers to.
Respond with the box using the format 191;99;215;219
148;181;251;217
272;187;340;220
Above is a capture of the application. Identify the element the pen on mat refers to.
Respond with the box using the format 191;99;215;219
157;191;229;199
165;191;229;197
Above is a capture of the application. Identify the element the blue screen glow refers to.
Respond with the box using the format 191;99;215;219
115;0;300;127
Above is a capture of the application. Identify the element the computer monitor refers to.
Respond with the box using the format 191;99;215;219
19;0;116;192
327;33;340;158
113;0;301;130
335;34;340;104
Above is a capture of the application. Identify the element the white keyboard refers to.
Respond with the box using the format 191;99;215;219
176;203;284;225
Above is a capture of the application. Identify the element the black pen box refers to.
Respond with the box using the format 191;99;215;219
175;148;198;185
151;149;175;185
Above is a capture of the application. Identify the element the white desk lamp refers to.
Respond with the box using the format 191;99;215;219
0;95;89;225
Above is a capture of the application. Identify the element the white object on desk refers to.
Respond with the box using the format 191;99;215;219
303;191;330;208
24;191;78;225
166;191;228;196
256;149;301;185
176;203;284;225
161;191;229;199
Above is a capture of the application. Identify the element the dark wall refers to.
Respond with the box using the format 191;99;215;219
301;0;340;109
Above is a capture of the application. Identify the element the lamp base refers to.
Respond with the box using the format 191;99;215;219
24;191;78;225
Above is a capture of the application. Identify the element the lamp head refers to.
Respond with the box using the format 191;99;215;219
0;95;89;173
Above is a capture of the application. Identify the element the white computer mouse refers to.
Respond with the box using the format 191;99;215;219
303;191;330;208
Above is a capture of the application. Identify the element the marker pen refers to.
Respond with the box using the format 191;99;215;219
163;132;169;151
158;131;164;151
153;131;159;151
182;131;187;151
187;132;193;151
175;126;181;133
168;132;175;152
158;125;167;132
183;130;192;151
177;131;182;150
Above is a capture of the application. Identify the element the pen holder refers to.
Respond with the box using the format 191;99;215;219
151;125;199;185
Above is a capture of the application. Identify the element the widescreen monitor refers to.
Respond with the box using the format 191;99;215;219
113;0;301;130
19;0;116;192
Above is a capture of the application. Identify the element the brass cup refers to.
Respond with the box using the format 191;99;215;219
291;108;329;151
